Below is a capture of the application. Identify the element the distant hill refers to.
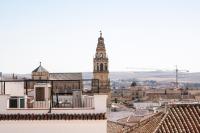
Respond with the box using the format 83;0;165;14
83;71;200;83
2;71;200;83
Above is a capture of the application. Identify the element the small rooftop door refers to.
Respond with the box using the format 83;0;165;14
36;87;45;101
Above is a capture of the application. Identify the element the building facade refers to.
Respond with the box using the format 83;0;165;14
30;63;83;100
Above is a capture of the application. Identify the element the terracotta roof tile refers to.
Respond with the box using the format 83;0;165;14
129;104;200;133
0;113;106;121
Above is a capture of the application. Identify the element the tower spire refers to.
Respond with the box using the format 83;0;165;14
100;30;102;37
93;31;110;101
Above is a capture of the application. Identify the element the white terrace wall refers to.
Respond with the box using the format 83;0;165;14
0;120;107;133
94;94;107;113
0;95;9;113
0;95;108;114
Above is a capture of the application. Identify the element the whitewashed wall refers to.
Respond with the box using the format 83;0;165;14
0;95;9;113
133;102;161;109
0;82;3;94
94;95;107;113
5;82;24;96
0;120;107;133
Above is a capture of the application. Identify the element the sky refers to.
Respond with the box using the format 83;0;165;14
0;0;200;73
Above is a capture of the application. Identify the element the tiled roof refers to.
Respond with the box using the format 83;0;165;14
107;121;132;133
117;115;142;124
130;112;164;133
32;65;48;73
108;113;165;133
130;104;200;133
155;104;200;133
0;113;105;121
49;73;82;80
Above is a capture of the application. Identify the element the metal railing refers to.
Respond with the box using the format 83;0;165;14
52;96;94;108
8;96;94;109
0;79;101;95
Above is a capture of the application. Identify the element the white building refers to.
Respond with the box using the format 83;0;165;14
0;81;107;133
133;102;161;110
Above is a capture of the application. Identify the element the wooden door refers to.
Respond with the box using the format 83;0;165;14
36;87;45;101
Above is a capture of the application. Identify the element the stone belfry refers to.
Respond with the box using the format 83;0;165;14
93;31;110;93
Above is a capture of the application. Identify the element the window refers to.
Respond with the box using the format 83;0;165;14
100;53;103;58
100;63;104;71
20;99;25;108
9;97;25;108
9;98;18;108
97;63;99;71
105;63;107;71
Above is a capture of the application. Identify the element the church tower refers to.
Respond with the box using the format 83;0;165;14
93;31;110;93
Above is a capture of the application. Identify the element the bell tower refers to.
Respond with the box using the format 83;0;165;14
93;31;110;93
